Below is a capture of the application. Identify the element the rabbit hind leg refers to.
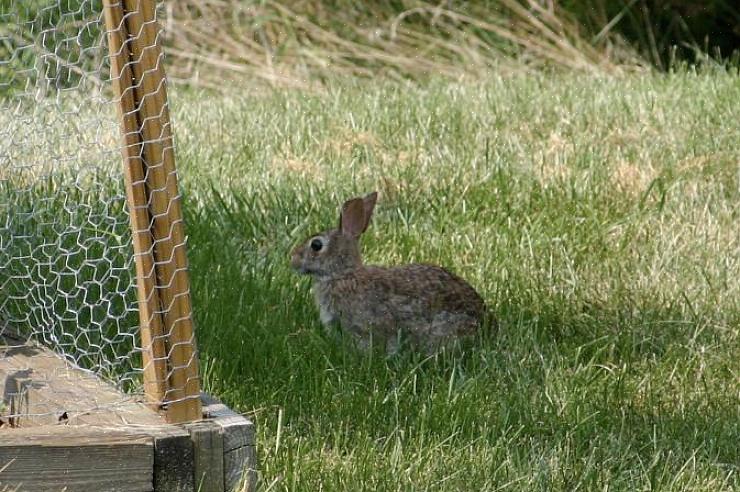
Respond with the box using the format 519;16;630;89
419;312;479;354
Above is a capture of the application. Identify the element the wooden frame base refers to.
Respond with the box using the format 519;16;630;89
0;408;257;492
0;336;257;491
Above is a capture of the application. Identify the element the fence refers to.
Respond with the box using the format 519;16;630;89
1;0;201;424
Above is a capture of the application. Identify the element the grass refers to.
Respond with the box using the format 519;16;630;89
167;69;740;491
1;4;738;491
163;0;646;91
1;68;737;490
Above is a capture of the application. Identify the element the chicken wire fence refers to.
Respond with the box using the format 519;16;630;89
0;0;201;425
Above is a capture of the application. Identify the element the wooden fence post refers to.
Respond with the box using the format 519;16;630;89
103;0;201;424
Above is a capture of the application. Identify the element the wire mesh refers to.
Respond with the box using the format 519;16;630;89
0;0;200;427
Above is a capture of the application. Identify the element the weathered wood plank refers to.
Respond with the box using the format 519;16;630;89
0;335;164;428
225;446;259;492
153;425;195;492
0;430;153;492
201;393;258;491
1;424;177;441
188;421;224;492
201;394;256;449
0;340;257;492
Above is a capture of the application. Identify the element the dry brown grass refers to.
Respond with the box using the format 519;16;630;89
160;0;647;90
611;159;658;195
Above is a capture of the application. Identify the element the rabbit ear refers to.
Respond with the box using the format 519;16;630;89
361;191;378;232
339;197;367;238
339;192;378;238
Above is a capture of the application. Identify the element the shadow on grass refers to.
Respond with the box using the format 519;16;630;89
184;183;739;485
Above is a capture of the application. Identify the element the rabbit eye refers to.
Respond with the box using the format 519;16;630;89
310;238;324;252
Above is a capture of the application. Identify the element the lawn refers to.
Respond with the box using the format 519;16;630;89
175;70;738;491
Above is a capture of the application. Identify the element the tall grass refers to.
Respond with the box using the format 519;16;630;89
3;1;736;94
162;0;739;90
171;70;740;490
162;0;647;90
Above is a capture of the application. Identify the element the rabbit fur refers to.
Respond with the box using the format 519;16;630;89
291;192;487;354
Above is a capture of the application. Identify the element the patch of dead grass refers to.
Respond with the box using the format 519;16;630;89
611;159;657;195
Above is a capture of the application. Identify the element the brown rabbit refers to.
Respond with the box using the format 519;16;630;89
290;192;487;355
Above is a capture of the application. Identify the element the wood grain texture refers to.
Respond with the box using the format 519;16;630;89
188;421;225;492
153;425;195;492
0;335;164;428
119;0;201;424
0;429;153;492
0;381;256;492
102;0;201;423
201;393;258;491
102;0;168;407
201;394;256;450
224;446;258;492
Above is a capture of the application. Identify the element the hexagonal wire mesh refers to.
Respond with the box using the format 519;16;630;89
0;0;201;425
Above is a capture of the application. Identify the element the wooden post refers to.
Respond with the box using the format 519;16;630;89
102;0;168;408
103;0;201;423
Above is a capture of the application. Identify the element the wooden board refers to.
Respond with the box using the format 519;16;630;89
0;426;154;492
188;421;225;492
119;0;202;424
0;335;257;491
202;394;258;492
153;425;195;492
0;334;164;428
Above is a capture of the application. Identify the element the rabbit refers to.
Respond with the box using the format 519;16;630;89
290;191;489;355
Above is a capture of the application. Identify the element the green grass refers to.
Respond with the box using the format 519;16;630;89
170;69;740;491
1;69;736;490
